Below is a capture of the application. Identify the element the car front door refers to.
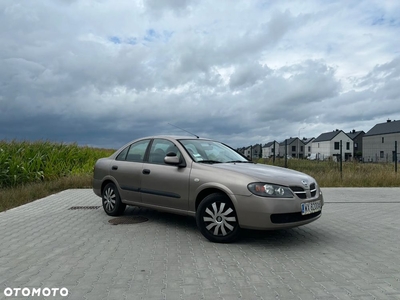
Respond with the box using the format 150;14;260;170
109;139;150;203
140;139;190;212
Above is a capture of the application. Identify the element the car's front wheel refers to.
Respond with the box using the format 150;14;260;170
102;183;126;216
196;193;240;243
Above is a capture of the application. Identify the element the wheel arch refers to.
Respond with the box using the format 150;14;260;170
195;187;237;212
101;178;117;195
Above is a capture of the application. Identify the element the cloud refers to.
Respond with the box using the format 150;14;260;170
1;0;400;149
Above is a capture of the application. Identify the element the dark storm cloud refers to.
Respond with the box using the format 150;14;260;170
1;0;400;148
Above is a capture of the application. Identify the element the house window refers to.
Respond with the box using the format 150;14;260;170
346;142;350;150
318;143;320;148
334;142;340;150
380;151;384;158
308;146;311;152
300;146;304;152
354;142;358;149
382;137;384;143
292;146;296;151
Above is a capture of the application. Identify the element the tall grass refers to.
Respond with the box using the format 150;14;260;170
0;140;115;188
258;158;400;187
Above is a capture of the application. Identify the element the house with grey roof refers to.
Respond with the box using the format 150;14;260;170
311;130;354;161
262;141;279;158
301;137;315;158
363;119;400;162
347;130;365;159
252;144;262;159
279;137;305;158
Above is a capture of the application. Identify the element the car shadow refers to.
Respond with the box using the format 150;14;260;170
121;206;331;247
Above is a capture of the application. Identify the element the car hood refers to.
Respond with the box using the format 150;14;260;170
211;163;315;185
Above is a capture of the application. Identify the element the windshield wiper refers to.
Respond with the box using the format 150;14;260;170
197;160;221;164
225;160;253;163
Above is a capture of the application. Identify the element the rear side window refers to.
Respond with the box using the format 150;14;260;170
116;140;150;162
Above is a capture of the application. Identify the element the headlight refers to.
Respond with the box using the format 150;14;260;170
247;182;293;198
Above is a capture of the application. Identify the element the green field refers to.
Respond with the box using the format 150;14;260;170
0;141;399;212
0;140;114;188
0;140;115;212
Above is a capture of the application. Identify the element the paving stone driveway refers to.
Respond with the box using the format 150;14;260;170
0;188;400;300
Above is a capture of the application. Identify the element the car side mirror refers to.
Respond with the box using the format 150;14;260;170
164;152;186;167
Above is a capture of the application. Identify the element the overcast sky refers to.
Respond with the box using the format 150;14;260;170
1;0;400;149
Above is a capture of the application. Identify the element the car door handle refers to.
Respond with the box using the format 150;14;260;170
142;169;150;175
112;165;118;170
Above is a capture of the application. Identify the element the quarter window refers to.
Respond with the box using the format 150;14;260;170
116;146;129;161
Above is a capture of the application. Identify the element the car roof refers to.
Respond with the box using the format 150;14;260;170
135;135;214;141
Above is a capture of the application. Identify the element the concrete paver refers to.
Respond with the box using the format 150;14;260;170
0;188;399;299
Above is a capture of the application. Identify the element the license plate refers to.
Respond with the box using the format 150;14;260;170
301;200;322;215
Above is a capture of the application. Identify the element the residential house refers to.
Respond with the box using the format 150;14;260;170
243;146;252;159
311;130;354;161
363;119;400;162
302;137;315;158
262;141;279;158
279;138;305;158
347;130;365;159
252;144;262;159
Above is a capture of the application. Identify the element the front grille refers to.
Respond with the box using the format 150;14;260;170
290;183;318;199
310;183;317;197
289;186;307;199
270;211;321;224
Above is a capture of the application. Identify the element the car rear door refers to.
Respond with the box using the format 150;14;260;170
140;139;190;211
109;139;151;203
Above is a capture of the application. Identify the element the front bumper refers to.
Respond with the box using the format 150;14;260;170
234;192;324;230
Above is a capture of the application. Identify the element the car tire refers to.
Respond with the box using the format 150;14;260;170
102;183;126;216
196;193;240;243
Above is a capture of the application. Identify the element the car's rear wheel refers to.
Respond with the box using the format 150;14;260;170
102;183;126;216
196;193;240;243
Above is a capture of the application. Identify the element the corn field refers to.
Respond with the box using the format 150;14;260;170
0;140;115;188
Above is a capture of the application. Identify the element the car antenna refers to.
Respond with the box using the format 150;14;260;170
168;123;200;138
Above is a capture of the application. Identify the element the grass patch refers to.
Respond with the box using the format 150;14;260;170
258;158;400;187
0;174;93;212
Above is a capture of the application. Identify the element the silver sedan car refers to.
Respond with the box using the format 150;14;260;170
93;136;323;243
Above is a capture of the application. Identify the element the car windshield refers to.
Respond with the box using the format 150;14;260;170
179;139;249;163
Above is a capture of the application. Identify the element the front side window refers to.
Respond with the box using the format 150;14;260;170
179;139;248;163
148;139;182;165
